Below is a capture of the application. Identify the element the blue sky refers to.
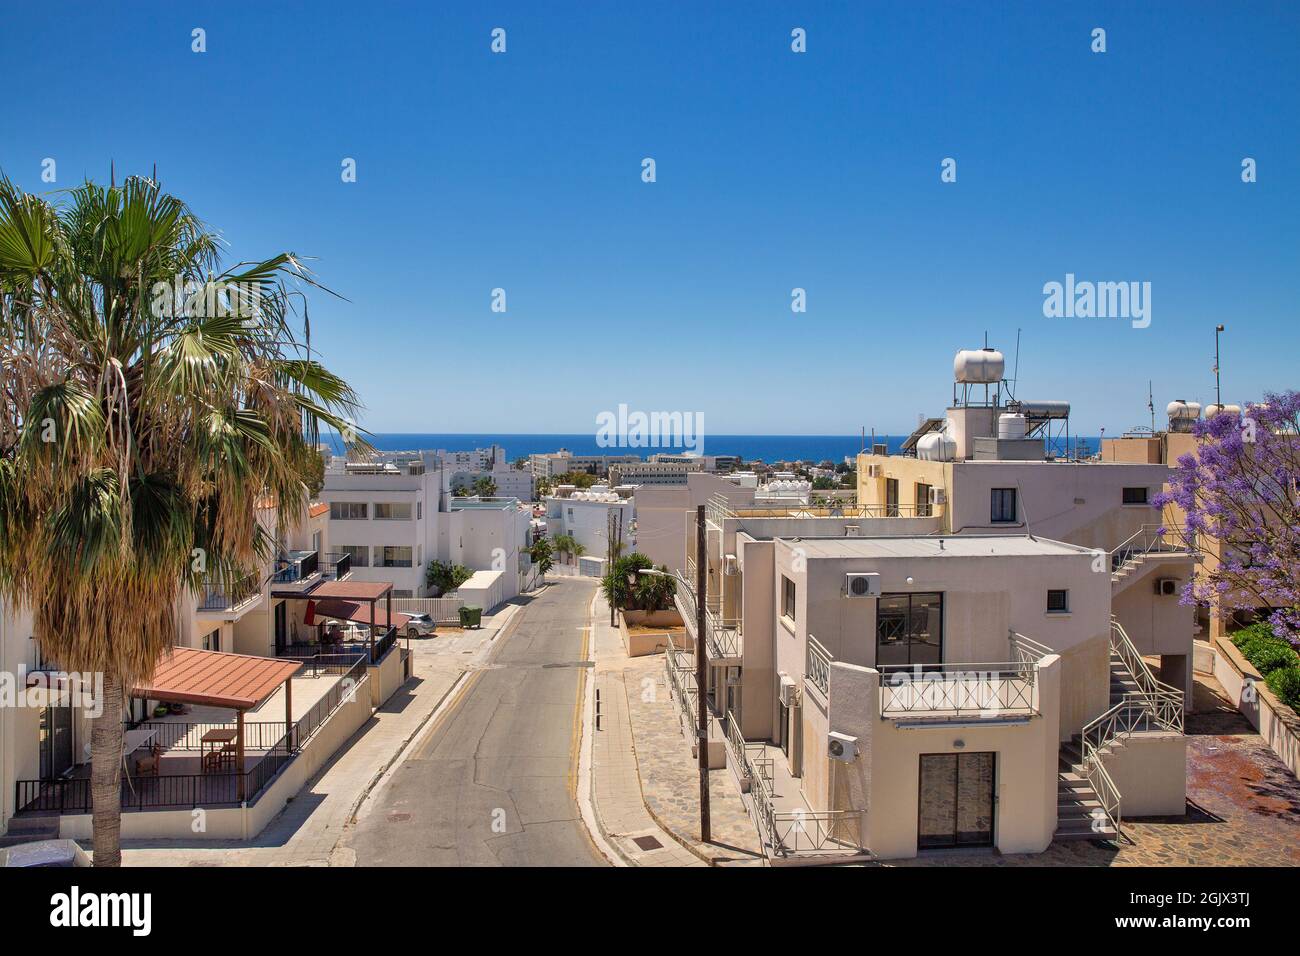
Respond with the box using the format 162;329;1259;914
2;1;1296;436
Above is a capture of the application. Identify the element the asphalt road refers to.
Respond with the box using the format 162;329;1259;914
350;577;609;866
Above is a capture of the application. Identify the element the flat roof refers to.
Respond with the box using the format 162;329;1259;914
777;534;1095;559
133;647;302;710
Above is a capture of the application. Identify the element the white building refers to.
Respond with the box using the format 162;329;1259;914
543;488;635;561
529;449;641;480
321;460;531;601
609;459;703;486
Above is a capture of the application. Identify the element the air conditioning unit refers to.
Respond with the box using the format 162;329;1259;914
723;554;739;576
828;731;858;762
929;487;947;505
778;675;797;707
1155;578;1178;596
844;572;881;598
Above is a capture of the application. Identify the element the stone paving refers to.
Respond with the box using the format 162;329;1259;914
888;672;1300;867
621;653;764;863
589;592;762;865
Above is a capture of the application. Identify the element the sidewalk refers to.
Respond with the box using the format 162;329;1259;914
588;592;763;866
118;600;525;866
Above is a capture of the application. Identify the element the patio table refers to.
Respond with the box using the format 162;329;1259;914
200;728;239;772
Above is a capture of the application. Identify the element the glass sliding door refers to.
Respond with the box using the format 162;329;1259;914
918;752;995;849
39;702;75;779
876;592;943;667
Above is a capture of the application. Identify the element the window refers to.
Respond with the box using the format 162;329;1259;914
374;502;412;520
1122;486;1149;505
330;501;368;520
916;482;933;518
885;478;900;517
417;501;422;520
1046;589;1070;614
378;546;413;568
336;544;369;568
990;488;1017;523
782;575;796;621
876;592;943;666
391;589;413;598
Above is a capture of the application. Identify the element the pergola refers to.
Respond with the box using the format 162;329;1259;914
274;579;403;662
132;647;303;801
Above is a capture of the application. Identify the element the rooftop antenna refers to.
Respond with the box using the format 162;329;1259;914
1214;324;1226;406
1147;381;1155;433
1009;327;1022;402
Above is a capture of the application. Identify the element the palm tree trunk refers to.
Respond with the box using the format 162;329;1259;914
90;672;124;866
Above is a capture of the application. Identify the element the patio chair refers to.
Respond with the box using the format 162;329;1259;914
134;743;163;777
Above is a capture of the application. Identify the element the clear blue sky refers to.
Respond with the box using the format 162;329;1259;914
2;1;1296;436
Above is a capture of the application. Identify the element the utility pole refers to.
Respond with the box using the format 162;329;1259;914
1214;324;1226;406
694;504;711;843
608;509;617;626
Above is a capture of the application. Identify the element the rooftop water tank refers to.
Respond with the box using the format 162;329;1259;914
1166;400;1202;421
954;349;1005;384
997;413;1027;440
917;430;957;461
1205;403;1242;418
1015;400;1071;420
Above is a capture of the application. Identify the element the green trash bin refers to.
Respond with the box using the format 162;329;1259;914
458;605;482;628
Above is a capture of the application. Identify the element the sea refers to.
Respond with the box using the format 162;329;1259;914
325;433;1102;463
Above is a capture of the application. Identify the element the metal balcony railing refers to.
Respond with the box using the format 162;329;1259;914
198;573;261;612
320;551;352;580
273;550;320;583
806;635;832;699
878;662;1039;719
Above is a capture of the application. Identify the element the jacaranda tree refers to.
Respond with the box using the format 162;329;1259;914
1153;391;1300;646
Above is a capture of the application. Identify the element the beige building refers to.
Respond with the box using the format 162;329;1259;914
654;350;1193;860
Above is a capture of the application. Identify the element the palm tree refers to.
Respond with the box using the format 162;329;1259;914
0;173;364;866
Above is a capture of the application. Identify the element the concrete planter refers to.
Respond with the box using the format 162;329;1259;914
618;608;687;657
1213;635;1300;780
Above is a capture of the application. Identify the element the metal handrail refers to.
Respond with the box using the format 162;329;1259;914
1008;630;1053;671
1110;523;1198;573
1110;618;1184;733
806;635;832;699
878;663;1038;718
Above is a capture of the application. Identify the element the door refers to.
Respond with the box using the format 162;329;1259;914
777;701;790;756
918;752;995;849
40;702;75;779
274;601;288;653
876;592;943;667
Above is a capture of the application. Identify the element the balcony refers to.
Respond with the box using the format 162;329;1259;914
197;573;263;617
320;551;353;581
271;550;321;592
878;662;1039;723
672;574;741;660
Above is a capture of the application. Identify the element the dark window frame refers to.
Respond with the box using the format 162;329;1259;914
1046;589;1070;614
1122;486;1149;505
781;575;796;621
990;488;1017;524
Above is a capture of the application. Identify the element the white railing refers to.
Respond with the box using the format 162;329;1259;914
1008;630;1053;670
663;644;697;730
672;579;741;660
806;635;832;699
1110;618;1184;733
878;663;1039;718
1110;523;1198;574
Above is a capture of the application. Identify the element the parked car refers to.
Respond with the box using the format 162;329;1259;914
0;839;92;867
403;612;437;637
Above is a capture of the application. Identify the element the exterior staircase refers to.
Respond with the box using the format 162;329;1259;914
1053;619;1184;843
1110;523;1197;596
0;814;60;849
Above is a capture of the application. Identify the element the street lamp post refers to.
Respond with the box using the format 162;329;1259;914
635;503;711;843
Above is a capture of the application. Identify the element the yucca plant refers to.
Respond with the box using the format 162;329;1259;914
0;173;365;865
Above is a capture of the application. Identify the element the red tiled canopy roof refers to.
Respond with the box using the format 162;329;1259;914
133;647;302;710
305;599;410;628
307;580;393;601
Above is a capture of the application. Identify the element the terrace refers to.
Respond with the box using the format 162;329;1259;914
14;645;372;816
